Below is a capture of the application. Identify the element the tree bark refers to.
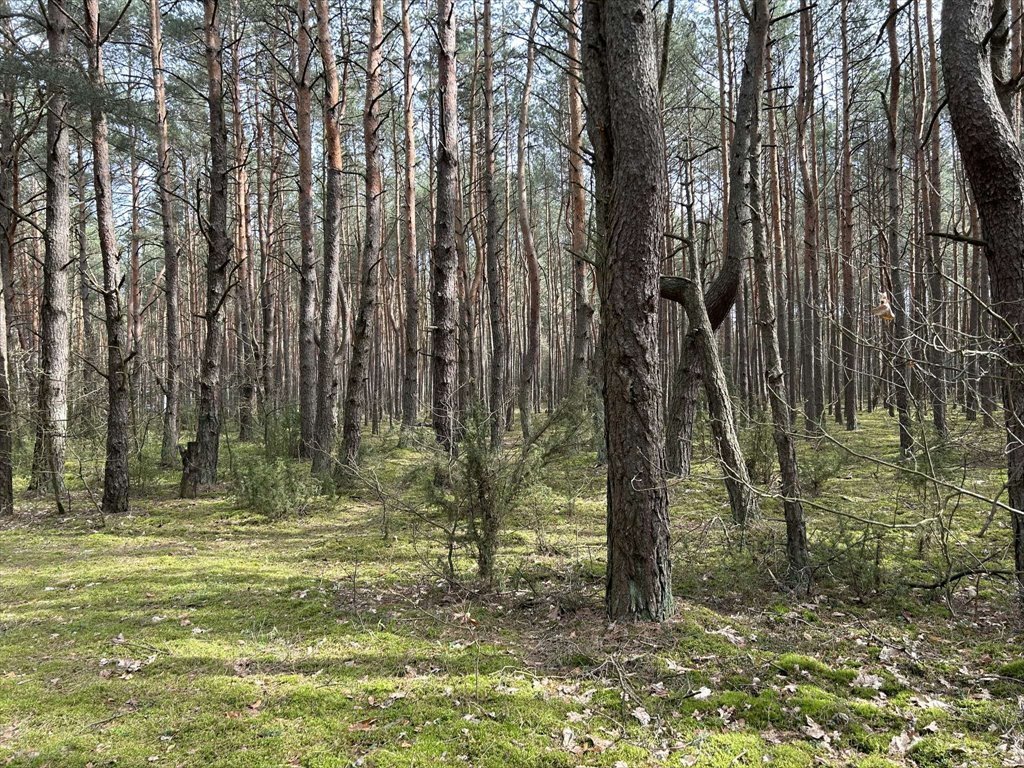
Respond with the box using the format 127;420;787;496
32;0;72;513
517;3;540;441
339;0;383;470
149;0;181;467
181;0;231;497
399;0;420;445
311;0;347;476
584;0;672;622
432;0;459;452
942;0;1024;598
85;0;130;515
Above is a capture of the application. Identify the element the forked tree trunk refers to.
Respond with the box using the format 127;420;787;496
583;0;672;622
311;0;347;476
942;0;1024;599
339;0;383;470
85;0;130;515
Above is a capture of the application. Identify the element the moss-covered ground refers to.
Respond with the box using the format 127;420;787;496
1;410;1022;767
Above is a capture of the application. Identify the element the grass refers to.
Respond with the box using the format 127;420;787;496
1;409;1023;766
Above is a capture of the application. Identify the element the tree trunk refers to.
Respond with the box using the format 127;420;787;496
517;3;540;441
85;0;130;515
311;0;347;476
432;0;459;452
840;0;857;431
295;0;317;457
0;20;13;514
182;0;231;497
339;0;383;470
583;0;672;622
149;0;181;467
886;0;915;457
942;0;1024;599
32;0;72;513
399;0;420;445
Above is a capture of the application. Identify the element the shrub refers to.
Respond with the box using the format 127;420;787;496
231;457;317;519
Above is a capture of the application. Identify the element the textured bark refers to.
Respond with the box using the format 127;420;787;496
886;0;914;457
840;0;857;431
295;0;316;457
482;0;506;450
311;0;346;476
339;0;383;470
75;146;95;417
517;3;540;441
182;0;230;497
567;0;593;388
584;0;672;622
0;19;12;514
32;0;71;512
431;0;459;452
399;0;420;444
942;0;1024;598
149;0;181;467
85;0;130;515
745;0;808;582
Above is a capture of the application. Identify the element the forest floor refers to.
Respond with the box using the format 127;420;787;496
1;411;1023;767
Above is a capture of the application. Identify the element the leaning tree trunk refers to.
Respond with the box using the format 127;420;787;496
584;0;672;622
85;0;130;515
32;0;72;514
339;0;383;471
942;0;1024;599
181;0;231;498
517;3;540;442
311;0;347;477
149;0;181;467
431;0;460;452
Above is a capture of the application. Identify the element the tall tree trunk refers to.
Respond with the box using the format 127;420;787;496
432;0;459;452
85;0;130;515
32;0;72;513
942;0;1024;599
399;0;420;445
567;0;593;389
295;0;317;457
517;3;540;441
0;11;13;514
339;0;383;470
840;0;857;431
746;0;809;584
311;0;347;476
584;0;672;622
887;0;915;457
149;0;181;467
482;0;506;449
181;0;231;497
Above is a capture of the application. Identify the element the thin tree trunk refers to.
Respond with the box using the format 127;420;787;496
311;0;347;476
295;0;316;457
399;0;420;445
339;0;383;470
517;3;540;441
181;0;231;497
85;0;130;515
